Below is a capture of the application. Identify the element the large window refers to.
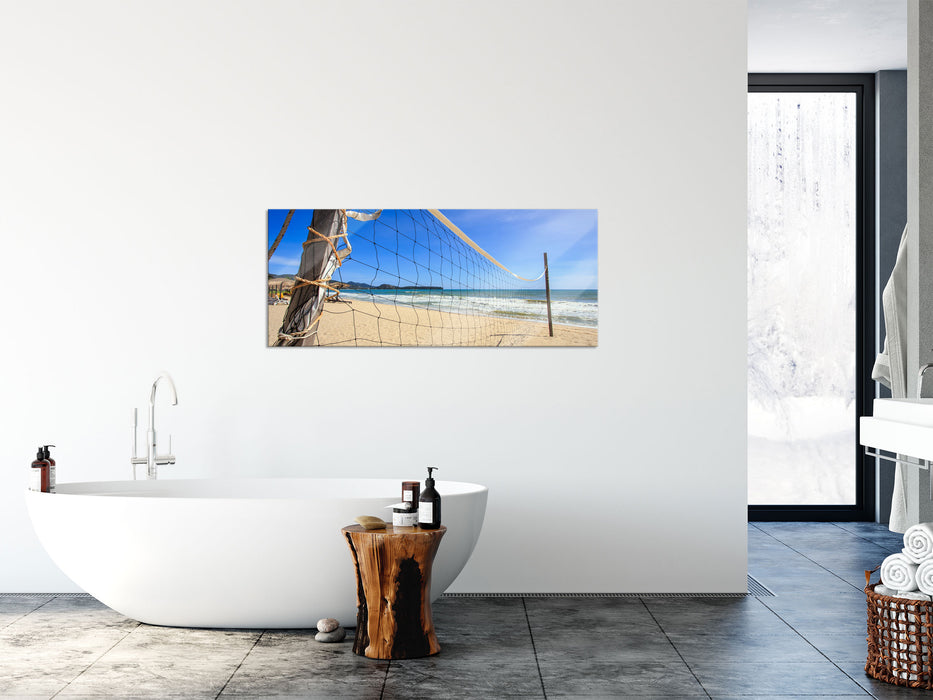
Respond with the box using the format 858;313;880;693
748;75;874;521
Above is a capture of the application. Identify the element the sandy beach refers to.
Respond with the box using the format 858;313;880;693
268;298;597;347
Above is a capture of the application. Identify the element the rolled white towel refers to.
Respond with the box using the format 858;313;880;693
917;559;933;596
903;522;933;563
875;583;933;601
881;553;920;591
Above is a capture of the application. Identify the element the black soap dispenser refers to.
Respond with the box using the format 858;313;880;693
418;467;441;529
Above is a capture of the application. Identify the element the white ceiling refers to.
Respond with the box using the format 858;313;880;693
749;0;907;73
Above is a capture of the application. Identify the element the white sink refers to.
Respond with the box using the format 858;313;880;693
872;398;933;425
861;398;933;462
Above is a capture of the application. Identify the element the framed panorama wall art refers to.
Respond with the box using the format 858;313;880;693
267;209;597;348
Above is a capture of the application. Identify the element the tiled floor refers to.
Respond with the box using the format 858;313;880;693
0;522;921;698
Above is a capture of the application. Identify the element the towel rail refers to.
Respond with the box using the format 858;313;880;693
919;363;933;399
864;447;933;500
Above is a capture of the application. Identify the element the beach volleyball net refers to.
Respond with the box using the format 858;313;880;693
269;209;548;347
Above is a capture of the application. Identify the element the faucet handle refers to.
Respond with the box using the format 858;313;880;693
131;408;140;479
155;434;176;466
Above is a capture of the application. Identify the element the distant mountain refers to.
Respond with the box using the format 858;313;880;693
331;281;443;290
268;276;442;291
268;276;295;291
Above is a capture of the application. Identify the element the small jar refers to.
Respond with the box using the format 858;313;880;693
387;502;418;527
402;481;420;509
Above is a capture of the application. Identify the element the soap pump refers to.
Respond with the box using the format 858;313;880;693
30;447;50;493
418;466;441;529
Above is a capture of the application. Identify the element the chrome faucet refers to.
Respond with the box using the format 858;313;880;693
131;373;177;479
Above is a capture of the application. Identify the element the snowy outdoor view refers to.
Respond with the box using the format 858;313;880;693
747;92;857;506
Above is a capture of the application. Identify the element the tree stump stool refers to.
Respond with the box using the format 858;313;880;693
342;524;446;660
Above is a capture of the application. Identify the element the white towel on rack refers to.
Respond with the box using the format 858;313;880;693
904;523;933;563
872;225;910;532
881;552;920;591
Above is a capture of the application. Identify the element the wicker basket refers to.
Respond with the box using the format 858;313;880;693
866;571;933;689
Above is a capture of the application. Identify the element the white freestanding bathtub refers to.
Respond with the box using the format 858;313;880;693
24;478;487;629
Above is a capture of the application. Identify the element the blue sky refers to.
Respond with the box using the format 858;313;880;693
267;209;597;290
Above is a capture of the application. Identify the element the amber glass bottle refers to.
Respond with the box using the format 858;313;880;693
402;480;420;509
30;447;49;493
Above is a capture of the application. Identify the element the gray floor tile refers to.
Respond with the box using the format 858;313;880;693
691;659;867;695
546;697;706;700
223;697;384;700
63;696;216;699
0;669;70;697
799;633;869;664
764;611;869;637
0;596;54;631
534;628;682;665
433;597;527;629
525;597;662;634
667;631;827;664
749;569;861;595
0;595;54;613
816;563;889;587
60;625;260;697
525;596;657;616
833;521;904;539
0;602;137;697
759;588;866;607
385;657;543;698
642;597;796;635
755;521;847;535
221;629;387;697
539;660;705;697
803;539;891;553
758;592;868;622
19;596;139;633
435;631;537;662
384;694;544;700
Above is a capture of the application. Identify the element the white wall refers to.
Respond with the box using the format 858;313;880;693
0;0;748;593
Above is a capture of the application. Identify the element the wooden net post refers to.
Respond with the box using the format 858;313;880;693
544;252;553;337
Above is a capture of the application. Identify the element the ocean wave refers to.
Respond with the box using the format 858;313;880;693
339;290;598;328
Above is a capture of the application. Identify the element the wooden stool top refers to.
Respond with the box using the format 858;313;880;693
342;524;447;537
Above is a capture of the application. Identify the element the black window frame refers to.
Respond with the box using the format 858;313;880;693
747;73;876;522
